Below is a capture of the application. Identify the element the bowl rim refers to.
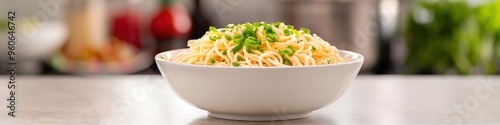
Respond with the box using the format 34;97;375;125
155;48;364;69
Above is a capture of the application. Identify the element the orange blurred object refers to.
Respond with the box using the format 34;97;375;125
61;37;138;62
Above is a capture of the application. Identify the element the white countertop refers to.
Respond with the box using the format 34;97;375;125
0;75;499;125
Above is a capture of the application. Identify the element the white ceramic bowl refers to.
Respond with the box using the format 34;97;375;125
0;21;67;74
155;48;364;121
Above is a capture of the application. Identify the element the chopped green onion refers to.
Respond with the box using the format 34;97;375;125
250;40;261;45
232;62;240;66
265;25;274;33
232;42;244;54
292;29;299;36
209;33;220;41
237;56;244;61
244;36;260;49
233;34;244;44
279;50;287;57
210;58;216;64
245;36;258;43
225;35;232;41
207;22;308;57
265;25;272;30
273;22;283;27
232;34;247;53
233;34;243;39
245;44;260;50
287;45;295;56
247;44;260;49
312;46;316;50
209;26;218;32
283;58;290;65
287;51;293;56
327;59;332;64
243;28;256;37
266;33;277;42
284;29;291;36
253;22;260;27
246;47;253;53
300;27;310;34
261;22;267;26
245;22;252;28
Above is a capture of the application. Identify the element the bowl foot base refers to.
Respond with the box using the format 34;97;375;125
208;112;313;121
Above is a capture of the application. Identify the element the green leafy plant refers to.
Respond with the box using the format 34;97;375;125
404;0;500;74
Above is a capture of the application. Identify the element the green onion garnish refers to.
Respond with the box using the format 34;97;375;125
279;50;287;57
233;34;244;44
252;22;260;27
209;26;217;32
266;33;277;42
232;42;244;54
246;47;254;53
243;28;256;37
265;25;274;33
312;46;316;50
300;27;310;34
209;33;220;41
210;58;216;64
292;29;299;36
207;22;307;57
287;45;295;56
225;35;232;41
237;56;244;61
274;22;283;27
247;44;259;50
232;62;240;66
261;22;267;26
245;22;252;27
246;46;259;52
244;36;260;49
284;29;291;36
245;36;259;44
327;59;332;64
283;58;290;65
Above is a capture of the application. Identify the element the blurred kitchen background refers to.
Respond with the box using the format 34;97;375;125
0;0;499;75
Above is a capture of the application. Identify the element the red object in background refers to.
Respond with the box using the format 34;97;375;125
150;0;192;53
112;13;142;48
150;4;192;40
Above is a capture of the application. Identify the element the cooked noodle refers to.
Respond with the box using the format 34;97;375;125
171;22;349;67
